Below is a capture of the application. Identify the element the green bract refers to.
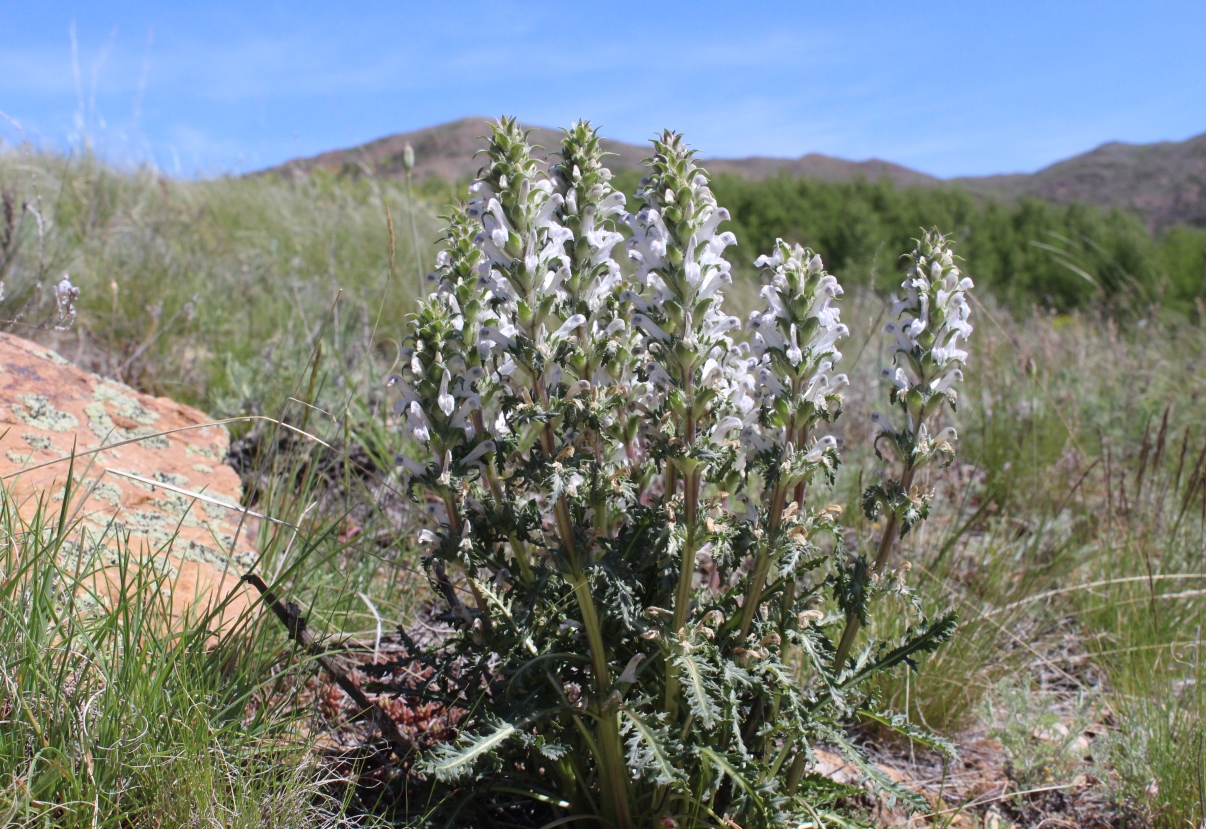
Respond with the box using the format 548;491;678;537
387;119;972;828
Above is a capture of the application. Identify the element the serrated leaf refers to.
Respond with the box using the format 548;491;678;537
675;651;719;729
831;734;928;814
425;719;517;781
857;708;958;760
619;704;686;787
699;747;764;811
845;611;958;687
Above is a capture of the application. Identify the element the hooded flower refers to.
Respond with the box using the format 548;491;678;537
622;131;740;407
725;240;849;476
875;229;974;468
885;229;972;406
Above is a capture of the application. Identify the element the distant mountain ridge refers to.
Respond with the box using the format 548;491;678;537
265;117;1206;231
952;133;1206;231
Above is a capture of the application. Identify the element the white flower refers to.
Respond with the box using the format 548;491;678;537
405;400;431;442
437;369;455;417
53;274;80;329
888;230;973;391
459;440;496;469
632;314;672;343
550;314;587;342
746;239;849;446
803;435;838;464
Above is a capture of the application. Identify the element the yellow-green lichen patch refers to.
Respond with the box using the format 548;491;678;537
67;475;126;510
176;538;255;571
82;402;111;441
83;400;170;450
21;433;54;451
201;497;241;523
11;394;79;432
185;442;221;462
57;535;121;573
153;471;191;487
6;449;32;465
191;463;215;474
37;348;70;367
119;510;179;547
93;382;160;426
87;480;124;508
180;539;227;567
147;491;206;529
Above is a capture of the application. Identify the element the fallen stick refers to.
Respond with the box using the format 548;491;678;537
242;573;409;755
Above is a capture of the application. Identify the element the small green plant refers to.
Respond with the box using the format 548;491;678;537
387;118;974;827
985;679;1095;789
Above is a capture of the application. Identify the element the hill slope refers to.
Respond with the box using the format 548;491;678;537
267;117;1206;230
267;116;941;190
954;133;1206;231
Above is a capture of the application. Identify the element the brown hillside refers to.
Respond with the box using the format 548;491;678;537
266;117;1206;230
955;133;1206;230
266;116;939;190
704;153;940;187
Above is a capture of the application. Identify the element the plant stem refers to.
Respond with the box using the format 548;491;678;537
442;490;493;630
737;418;802;640
737;482;788;639
471;410;534;584
831;463;918;671
536;390;631;829
666;390;700;722
785;750;808;793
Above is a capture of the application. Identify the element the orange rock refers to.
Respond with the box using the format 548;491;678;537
0;333;253;626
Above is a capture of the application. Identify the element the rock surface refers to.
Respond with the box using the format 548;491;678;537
0;332;253;623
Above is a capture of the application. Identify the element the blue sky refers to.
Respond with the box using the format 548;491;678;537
1;1;1202;178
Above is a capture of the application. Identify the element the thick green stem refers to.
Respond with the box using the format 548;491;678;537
538;395;631;828
785;751;808;793
738;416;804;640
665;391;700;721
472;410;534;585
737;483;788;639
831;463;917;671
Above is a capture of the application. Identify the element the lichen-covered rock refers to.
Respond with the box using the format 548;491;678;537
0;332;253;624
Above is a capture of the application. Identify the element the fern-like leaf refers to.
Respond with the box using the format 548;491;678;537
619;703;686;787
857;708;958;760
699;747;764;812
845;611;958;687
425;719;518;782
676;650;719;730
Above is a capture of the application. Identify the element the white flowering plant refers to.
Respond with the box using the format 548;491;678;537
384;118;973;828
